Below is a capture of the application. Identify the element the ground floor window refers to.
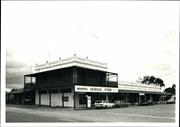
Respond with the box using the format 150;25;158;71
64;88;72;93
63;96;69;102
40;89;47;94
51;89;59;93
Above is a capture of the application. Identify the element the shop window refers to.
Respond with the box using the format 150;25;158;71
25;77;31;83
63;96;69;102
40;90;47;94
51;89;59;94
32;77;36;84
58;88;72;93
63;88;72;93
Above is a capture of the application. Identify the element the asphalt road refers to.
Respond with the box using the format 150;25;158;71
6;111;60;122
6;104;175;122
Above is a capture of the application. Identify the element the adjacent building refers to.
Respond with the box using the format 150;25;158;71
118;81;164;104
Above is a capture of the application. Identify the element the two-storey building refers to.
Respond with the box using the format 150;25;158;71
24;55;118;108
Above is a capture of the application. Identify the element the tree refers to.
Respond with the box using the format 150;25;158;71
164;84;176;101
172;84;176;89
141;76;151;84
154;78;165;87
141;75;165;87
164;84;175;95
149;76;156;84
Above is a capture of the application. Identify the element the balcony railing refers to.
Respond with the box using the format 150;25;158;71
34;56;108;73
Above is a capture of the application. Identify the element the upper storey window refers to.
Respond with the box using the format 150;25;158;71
24;76;36;84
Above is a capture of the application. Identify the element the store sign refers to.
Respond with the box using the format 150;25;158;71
75;85;118;93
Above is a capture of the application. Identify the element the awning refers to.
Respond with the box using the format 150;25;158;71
118;89;164;95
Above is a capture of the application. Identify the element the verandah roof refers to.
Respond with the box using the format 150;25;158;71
118;89;164;95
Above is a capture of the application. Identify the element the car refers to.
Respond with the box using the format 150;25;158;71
94;100;115;109
139;100;153;106
113;100;129;108
166;96;175;104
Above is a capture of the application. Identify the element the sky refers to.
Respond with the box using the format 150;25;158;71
2;1;179;90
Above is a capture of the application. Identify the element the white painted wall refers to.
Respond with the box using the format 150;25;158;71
35;88;74;107
51;93;62;106
41;93;49;105
64;92;74;107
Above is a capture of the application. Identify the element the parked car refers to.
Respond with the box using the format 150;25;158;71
166;96;175;104
94;100;115;109
139;100;153;106
113;100;129;108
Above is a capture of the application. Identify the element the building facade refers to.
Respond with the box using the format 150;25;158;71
118;81;163;104
23;55;163;108
24;55;118;108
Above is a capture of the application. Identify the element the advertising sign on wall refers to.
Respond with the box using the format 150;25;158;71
75;85;118;93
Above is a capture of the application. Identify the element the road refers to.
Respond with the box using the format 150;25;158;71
6;104;175;122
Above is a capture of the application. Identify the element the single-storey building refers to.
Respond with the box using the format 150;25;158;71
118;81;164;105
6;88;24;104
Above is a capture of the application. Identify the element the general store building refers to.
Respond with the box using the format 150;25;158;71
24;55;118;108
24;55;163;108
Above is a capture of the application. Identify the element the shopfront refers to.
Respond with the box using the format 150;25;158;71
74;85;118;108
118;81;164;105
24;55;118;108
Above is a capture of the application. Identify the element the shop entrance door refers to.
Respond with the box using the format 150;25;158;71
139;95;146;104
